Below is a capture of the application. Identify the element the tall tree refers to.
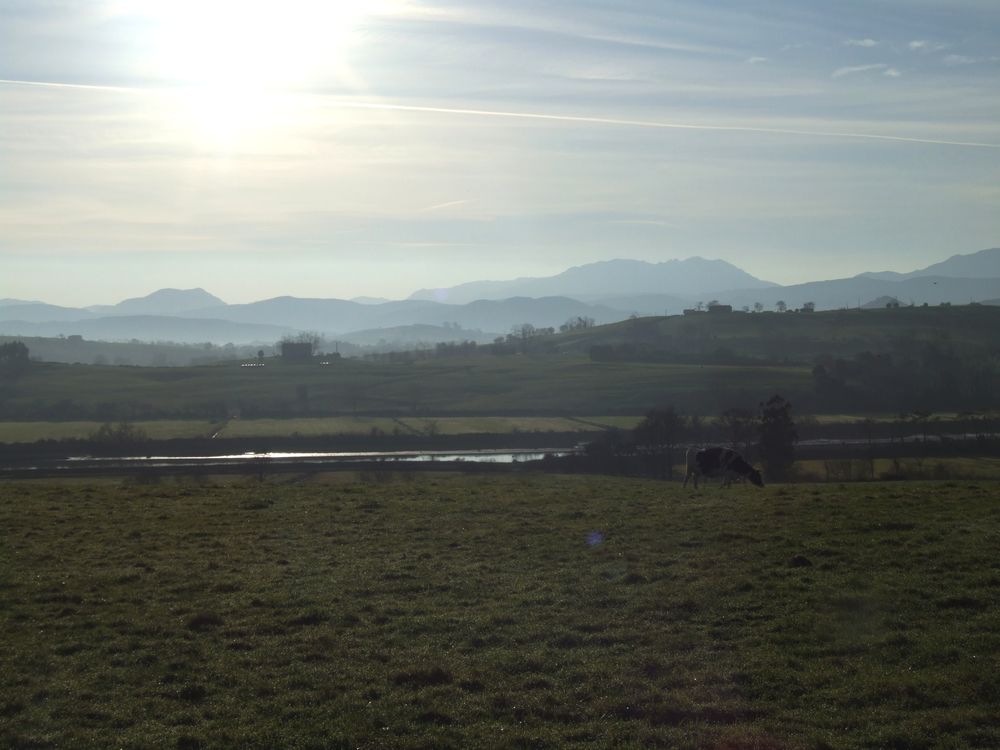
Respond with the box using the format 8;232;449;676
718;407;756;456
0;341;30;379
758;395;797;480
634;406;685;479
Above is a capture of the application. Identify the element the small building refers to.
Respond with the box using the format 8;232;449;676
280;341;314;362
707;304;733;314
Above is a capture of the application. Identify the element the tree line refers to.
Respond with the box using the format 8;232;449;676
575;395;798;482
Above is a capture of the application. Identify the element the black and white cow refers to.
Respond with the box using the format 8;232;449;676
683;446;764;488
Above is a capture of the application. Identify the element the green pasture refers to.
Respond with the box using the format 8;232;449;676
0;420;218;443
797;456;1000;482
217;417;403;439
2;356;811;420
395;416;606;435
807;412;997;425
0;415;635;443
2;475;998;749
557;304;1000;361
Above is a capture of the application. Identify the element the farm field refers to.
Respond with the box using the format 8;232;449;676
2;475;998;749
0;420;219;443
219;416;611;438
798;457;1000;482
0;356;811;420
0;416;637;443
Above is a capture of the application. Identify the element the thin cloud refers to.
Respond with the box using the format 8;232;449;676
417;199;470;213
3;78;999;151
909;40;949;52
607;219;676;228
845;38;879;47
746;56;768;64
0;78;136;93
330;100;999;150
832;63;893;78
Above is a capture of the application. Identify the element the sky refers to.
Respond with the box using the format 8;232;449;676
2;0;999;306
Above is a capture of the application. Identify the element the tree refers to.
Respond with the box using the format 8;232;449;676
0;341;30;379
718;407;756;456
560;316;595;333
802;301;815;312
775;300;787;313
90;420;149;445
634;407;685;479
758;395;797;480
282;331;322;347
753;302;764;313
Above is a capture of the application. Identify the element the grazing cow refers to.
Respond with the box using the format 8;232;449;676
683;446;764;488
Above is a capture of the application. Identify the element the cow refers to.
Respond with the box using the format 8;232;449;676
683;446;764;488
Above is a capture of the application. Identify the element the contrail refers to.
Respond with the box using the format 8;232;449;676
332;100;1000;150
0;78;138;93
418;199;470;212
3;77;999;150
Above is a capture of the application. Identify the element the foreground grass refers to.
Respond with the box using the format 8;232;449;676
1;475;998;749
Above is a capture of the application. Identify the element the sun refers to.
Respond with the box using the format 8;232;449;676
124;0;393;147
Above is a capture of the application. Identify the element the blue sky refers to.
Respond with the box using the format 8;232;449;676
2;0;999;304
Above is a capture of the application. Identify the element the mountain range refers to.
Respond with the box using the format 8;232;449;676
409;257;775;304
2;248;999;346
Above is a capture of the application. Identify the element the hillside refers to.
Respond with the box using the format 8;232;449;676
3;305;998;421
553;304;1000;361
860;247;1000;281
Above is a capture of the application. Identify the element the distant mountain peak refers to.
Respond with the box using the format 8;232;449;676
101;288;227;316
408;256;775;304
858;247;1000;281
118;288;226;307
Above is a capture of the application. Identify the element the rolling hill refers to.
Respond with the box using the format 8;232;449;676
4;247;1000;345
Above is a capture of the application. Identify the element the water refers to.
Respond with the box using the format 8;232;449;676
57;448;573;468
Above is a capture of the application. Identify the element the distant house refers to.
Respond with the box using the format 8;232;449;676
707;304;732;314
67;335;84;342
682;308;706;316
280;341;314;362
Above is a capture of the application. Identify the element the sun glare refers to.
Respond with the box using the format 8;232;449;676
121;0;394;147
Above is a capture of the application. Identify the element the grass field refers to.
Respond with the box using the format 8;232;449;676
0;420;219;443
0;416;635;443
797;457;1000;482
2;475;999;749
217;417;404;439
3;356;811;421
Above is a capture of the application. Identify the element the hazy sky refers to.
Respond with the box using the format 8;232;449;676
2;0;999;305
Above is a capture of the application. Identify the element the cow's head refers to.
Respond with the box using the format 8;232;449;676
748;468;764;487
